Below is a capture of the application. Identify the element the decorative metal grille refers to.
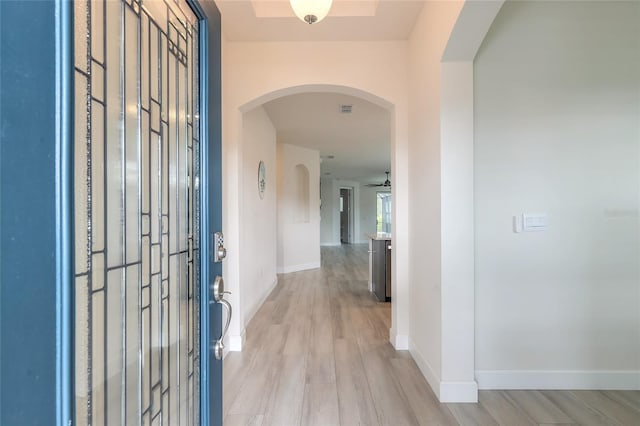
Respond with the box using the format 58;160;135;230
73;0;200;424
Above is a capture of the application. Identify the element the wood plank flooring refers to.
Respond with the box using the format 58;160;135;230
223;245;640;426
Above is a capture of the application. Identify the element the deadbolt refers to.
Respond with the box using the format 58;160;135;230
211;275;231;302
214;231;227;262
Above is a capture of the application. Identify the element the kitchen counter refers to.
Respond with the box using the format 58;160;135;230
368;232;392;241
368;234;391;302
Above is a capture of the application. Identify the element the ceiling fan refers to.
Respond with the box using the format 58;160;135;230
365;171;391;188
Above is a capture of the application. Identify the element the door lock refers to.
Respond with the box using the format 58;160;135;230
211;275;231;302
214;231;227;262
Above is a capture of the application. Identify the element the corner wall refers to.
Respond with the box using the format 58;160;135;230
407;0;506;402
320;178;340;246
276;143;321;273
232;106;278;349
474;0;640;389
407;0;465;400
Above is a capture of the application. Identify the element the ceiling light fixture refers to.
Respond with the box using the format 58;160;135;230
290;0;333;24
365;171;392;188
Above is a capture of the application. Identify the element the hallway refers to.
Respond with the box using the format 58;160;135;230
223;245;640;425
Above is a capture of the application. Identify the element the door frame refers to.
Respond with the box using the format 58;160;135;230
339;186;356;244
339;188;350;243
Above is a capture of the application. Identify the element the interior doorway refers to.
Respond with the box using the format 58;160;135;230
340;187;353;244
229;86;402;354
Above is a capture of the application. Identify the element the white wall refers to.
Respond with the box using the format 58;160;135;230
474;1;640;389
276;143;321;273
320;178;340;245
234;106;278;349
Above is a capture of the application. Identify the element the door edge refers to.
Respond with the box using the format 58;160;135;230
56;0;74;424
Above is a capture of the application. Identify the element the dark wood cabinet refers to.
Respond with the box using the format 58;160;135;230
371;238;391;302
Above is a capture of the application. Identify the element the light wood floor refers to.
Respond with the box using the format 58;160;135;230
223;245;640;426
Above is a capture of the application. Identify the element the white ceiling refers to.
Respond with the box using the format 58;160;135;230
216;0;424;42
221;0;416;184
262;93;391;184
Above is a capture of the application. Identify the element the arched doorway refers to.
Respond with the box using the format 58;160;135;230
224;84;410;354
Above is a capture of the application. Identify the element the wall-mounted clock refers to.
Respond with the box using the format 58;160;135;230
258;160;266;199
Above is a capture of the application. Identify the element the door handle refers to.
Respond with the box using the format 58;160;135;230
210;275;232;360
214;298;232;361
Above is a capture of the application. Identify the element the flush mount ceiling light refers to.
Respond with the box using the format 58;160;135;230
290;0;333;24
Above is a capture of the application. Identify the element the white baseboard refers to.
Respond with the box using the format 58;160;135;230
228;330;246;352
390;330;409;350
320;242;341;246
408;338;479;402
409;337;442;399
225;324;246;353
440;381;479;403
476;370;640;390
276;261;321;274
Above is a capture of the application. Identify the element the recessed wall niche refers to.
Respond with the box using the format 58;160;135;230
294;164;310;223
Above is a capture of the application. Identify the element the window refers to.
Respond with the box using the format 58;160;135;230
376;192;392;233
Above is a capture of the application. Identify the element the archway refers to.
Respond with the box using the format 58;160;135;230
224;83;410;354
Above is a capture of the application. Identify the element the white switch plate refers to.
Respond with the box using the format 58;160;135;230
514;213;549;233
522;213;548;232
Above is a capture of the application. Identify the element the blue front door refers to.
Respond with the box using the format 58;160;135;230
1;0;73;424
0;0;222;424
